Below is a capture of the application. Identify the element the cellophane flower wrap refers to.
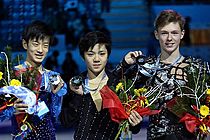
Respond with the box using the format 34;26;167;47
0;46;42;137
100;77;160;139
166;59;210;138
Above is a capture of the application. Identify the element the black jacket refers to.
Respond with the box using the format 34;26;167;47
60;62;141;140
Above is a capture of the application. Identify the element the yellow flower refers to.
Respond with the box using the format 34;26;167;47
134;89;140;97
200;105;209;118
0;72;3;80
207;89;210;95
140;100;144;107
134;87;147;97
10;79;21;86
140;99;149;107
138;87;147;93
145;99;149;106
116;82;123;92
199;124;208;133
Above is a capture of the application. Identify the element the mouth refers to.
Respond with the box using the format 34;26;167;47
165;43;174;47
35;54;44;59
93;64;101;68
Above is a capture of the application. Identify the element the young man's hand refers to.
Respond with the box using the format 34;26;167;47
124;51;143;65
69;78;84;95
128;110;142;126
13;98;28;115
51;76;65;94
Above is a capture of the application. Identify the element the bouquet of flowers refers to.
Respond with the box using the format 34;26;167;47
166;59;210;138
100;77;160;139
0;47;42;137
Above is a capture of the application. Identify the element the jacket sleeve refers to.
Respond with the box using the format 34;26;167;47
59;90;83;128
51;83;67;121
107;58;139;87
129;123;141;134
0;107;15;122
112;58;131;77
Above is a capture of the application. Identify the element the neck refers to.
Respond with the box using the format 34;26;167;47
87;69;105;80
160;51;181;64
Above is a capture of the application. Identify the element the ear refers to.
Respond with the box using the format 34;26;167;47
154;30;159;40
181;30;185;39
22;39;28;50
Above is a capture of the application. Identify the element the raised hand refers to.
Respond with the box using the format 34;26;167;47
124;51;143;65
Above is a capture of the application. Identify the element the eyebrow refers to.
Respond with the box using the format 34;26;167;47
87;49;106;52
87;50;94;53
99;50;106;53
160;29;180;32
43;42;50;44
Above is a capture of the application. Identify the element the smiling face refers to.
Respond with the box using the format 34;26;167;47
23;37;50;66
154;22;184;55
84;43;108;78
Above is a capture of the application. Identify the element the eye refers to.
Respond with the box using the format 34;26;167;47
161;32;168;35
87;52;94;57
32;42;39;47
99;52;106;56
171;31;179;35
43;44;49;48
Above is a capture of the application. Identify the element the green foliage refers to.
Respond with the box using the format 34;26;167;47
0;46;39;91
167;96;196;118
116;79;135;103
168;58;210;118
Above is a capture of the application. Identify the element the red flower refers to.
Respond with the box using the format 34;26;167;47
100;85;160;123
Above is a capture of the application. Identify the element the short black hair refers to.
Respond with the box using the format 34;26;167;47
79;31;111;59
22;20;54;45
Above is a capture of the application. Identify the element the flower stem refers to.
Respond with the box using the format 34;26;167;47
1;51;10;84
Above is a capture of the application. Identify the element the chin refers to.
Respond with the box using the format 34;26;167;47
94;70;101;73
34;59;44;64
164;48;176;53
93;69;103;74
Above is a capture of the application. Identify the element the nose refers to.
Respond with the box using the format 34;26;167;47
37;45;43;52
167;33;172;40
93;54;100;61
